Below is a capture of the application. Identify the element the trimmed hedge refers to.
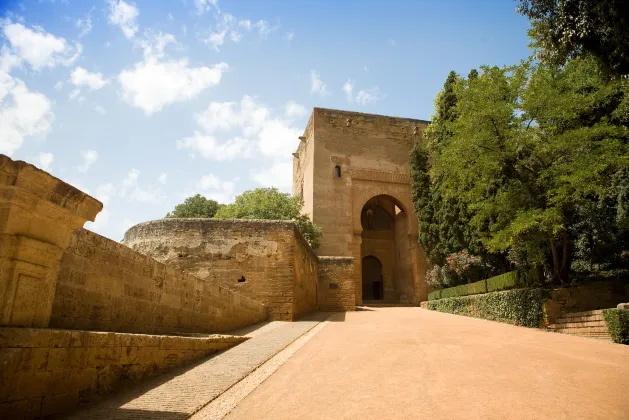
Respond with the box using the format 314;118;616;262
486;271;519;292
427;288;549;328
428;290;442;300
603;309;629;345
428;271;519;301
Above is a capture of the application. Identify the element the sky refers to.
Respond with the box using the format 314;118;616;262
0;0;532;241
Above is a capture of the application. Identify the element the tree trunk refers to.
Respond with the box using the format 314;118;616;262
559;230;569;284
549;237;560;284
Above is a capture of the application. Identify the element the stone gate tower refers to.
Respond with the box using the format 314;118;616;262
292;108;430;305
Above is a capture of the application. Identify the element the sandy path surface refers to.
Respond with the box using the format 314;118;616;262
225;307;629;420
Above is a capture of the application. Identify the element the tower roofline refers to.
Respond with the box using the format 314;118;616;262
311;107;430;125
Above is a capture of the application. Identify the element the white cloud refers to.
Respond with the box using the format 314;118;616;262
94;183;116;205
78;149;98;172
118;58;228;115
140;31;176;60
194;173;236;203
70;67;107;90
176;133;252;161
194;0;218;15
158;172;167;184
254;20;273;38
2;21;81;70
205;30;226;51
54;81;64;91
0;74;54;156
285;101;307;120
285;32;294;41
356;87;386;106
343;79;354;104
118;168;163;203
310;70;328;96
177;95;302;161
94;105;106;115
108;0;139;39
75;13;93;38
251;161;293;192
36;152;53;171
239;20;252;31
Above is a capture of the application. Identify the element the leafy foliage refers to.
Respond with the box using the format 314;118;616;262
603;309;629;344
432;57;629;284
166;194;222;218
427;288;549;328
214;187;323;249
517;0;629;77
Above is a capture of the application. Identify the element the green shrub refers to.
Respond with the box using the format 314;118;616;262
486;271;519;292
428;290;442;301
603;309;629;345
427;288;549;328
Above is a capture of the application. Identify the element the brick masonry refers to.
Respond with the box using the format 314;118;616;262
124;218;325;321
50;228;268;334
0;327;247;419
292;108;431;305
318;257;355;311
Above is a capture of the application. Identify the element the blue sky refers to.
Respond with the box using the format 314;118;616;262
0;0;532;241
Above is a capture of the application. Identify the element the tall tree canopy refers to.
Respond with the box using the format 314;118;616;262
215;188;323;249
517;0;629;76
433;57;629;283
166;194;222;218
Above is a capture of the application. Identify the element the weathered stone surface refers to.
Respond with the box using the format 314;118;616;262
292;109;431;305
317;257;355;311
50;228;268;334
617;303;629;310
0;155;102;328
0;327;247;419
124;218;319;321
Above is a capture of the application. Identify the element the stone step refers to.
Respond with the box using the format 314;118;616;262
550;325;610;335
359;301;413;308
551;320;607;328
561;309;605;318
556;316;604;324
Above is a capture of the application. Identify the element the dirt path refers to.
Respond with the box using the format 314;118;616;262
225;307;629;420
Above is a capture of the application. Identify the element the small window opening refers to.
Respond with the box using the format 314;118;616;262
237;276;246;283
334;165;341;179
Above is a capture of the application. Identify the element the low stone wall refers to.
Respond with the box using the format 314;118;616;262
544;279;629;324
123;219;320;321
318;257;355;312
50;228;267;334
0;327;247;419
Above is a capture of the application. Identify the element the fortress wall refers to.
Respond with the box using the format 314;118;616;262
317;257;355;312
123;219;320;321
292;231;319;318
50;228;267;334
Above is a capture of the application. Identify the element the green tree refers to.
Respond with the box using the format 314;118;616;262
166;194;223;218
410;71;481;267
435;57;629;283
215;187;323;249
517;0;629;77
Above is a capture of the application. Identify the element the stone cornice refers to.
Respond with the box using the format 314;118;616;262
348;168;410;184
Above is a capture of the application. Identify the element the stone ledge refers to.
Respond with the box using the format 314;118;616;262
318;256;354;264
0;155;102;223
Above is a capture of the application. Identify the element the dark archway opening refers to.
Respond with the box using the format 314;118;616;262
362;256;384;300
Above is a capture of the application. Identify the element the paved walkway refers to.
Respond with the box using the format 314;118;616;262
64;313;329;420
224;307;629;420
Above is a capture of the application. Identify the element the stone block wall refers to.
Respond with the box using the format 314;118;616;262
544;279;629;323
318;257;355;311
124;219;319;321
50;228;267;334
0;327;246;419
292;231;318;318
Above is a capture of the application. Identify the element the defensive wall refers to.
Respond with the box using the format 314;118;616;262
123;218;356;320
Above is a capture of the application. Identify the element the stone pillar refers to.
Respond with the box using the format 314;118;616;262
0;155;102;327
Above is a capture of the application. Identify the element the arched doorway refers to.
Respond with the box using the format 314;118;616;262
360;195;412;303
362;256;383;300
